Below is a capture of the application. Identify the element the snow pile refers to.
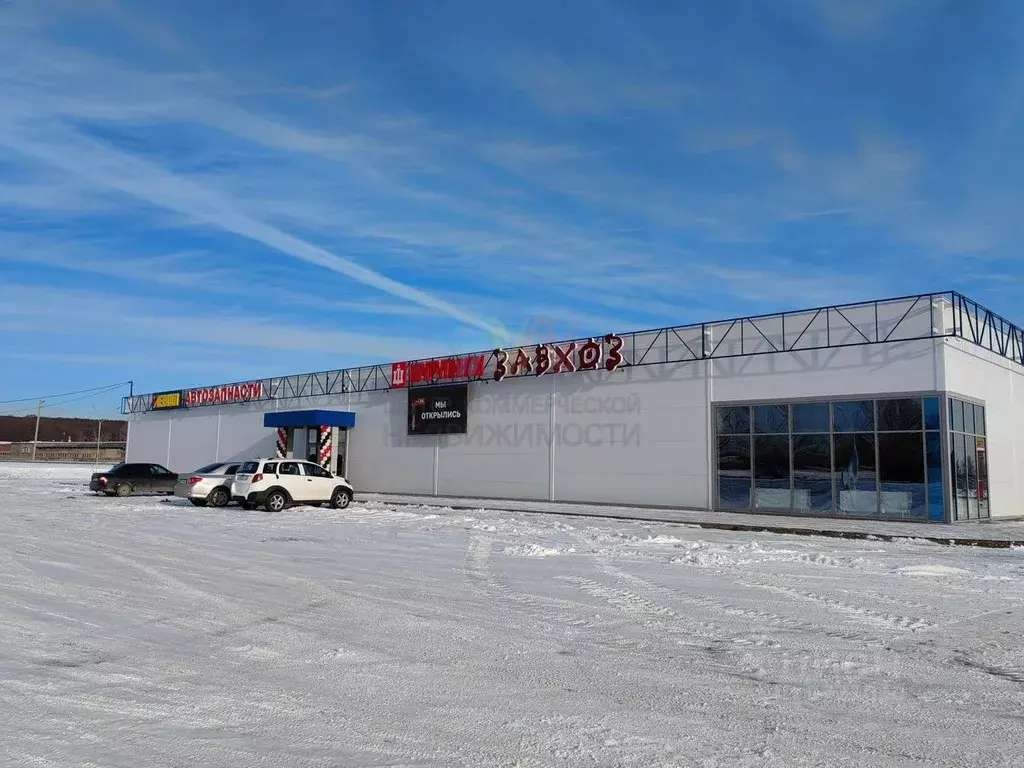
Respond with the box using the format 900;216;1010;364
501;543;576;557
898;564;973;578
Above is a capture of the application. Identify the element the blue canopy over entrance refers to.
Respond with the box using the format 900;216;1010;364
263;410;356;429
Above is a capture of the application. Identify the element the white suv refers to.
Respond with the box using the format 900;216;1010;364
231;459;354;512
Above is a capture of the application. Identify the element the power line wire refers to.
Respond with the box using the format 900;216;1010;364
0;380;132;406
0;384;129;417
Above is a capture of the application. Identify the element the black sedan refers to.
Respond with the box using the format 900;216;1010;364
89;462;179;497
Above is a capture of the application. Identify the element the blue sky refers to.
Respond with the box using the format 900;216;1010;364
1;0;1022;416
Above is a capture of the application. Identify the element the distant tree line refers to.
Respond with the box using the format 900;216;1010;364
0;416;128;443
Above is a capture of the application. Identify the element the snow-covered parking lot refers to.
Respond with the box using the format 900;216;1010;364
2;462;1023;767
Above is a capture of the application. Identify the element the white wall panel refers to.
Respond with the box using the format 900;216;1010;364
942;341;1023;520
215;404;276;463
125;415;171;465
166;411;220;473
552;363;709;507
345;390;434;495
712;339;941;403
437;377;552;500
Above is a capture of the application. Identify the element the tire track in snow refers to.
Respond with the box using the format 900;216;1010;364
463;533;597;624
737;582;937;633
581;546;898;650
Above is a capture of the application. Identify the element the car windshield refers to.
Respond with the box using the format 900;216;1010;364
195;463;223;474
238;461;259;474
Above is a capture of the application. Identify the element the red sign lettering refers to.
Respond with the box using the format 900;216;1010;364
605;332;624;371
493;334;624;382
553;342;578;374
512;348;532;376
534;345;551;375
392;354;486;387
184;381;264;407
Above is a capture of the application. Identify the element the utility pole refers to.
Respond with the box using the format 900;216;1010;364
96;418;103;464
31;399;44;462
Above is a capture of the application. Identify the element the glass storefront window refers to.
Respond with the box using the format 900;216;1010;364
792;402;830;433
924;397;941;431
878;433;926;518
966;439;979;519
977;437;990;519
717;406;750;435
754;404;789;434
833;401;874;433
834;433;877;515
792;434;832;512
963;401;976;435
712;393;962;522
754;434;791;509
877;398;923;432
925;432;944;522
951;399;965;433
717;436;751;510
953;433;968;520
947;397;989;521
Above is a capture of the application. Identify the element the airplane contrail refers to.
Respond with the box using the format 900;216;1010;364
0;122;511;341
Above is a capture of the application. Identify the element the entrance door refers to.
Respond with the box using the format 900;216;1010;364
304;428;320;465
976;438;990;519
336;428;348;478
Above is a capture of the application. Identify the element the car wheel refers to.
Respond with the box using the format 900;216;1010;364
265;490;287;513
189;498;206;507
330;487;353;510
208;487;230;508
115;483;133;497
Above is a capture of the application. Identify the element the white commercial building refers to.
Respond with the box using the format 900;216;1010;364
124;292;1024;523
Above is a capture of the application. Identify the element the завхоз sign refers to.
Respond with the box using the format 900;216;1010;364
493;333;625;381
408;384;468;435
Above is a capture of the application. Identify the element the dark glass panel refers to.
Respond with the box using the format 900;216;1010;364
793;434;832;513
966;436;979;519
754;435;791;509
834;433;877;515
925;432;945;522
754;404;789;434
976;437;990;519
833;401;874;433
974;404;986;437
951;398;965;433
878;433;926;518
963;400;976;435
717;436;751;509
716;406;750;435
924;397;941;431
792;402;830;434
953;433;968;521
877;398;923;432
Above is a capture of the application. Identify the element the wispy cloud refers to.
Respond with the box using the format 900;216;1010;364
0;283;468;379
505;55;693;116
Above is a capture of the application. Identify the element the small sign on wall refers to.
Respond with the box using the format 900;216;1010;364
151;391;183;410
407;384;468;435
